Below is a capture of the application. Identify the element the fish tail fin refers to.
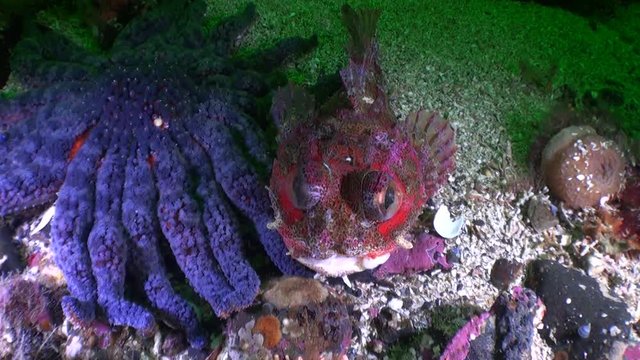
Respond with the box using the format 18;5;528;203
405;110;457;198
339;5;386;114
341;5;381;63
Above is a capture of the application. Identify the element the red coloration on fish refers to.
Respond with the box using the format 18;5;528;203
269;5;456;276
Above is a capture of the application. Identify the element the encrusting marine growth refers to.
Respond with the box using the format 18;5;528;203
0;0;316;347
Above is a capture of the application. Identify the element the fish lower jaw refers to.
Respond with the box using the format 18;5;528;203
296;252;391;277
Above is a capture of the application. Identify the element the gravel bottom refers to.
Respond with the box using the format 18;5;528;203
2;55;639;360
315;55;640;358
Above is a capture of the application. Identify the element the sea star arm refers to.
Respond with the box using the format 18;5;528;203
122;146;206;348
149;129;244;316
87;135;155;332
171;124;261;311
0;88;97;215
188;100;312;277
11;30;102;87
49;126;106;325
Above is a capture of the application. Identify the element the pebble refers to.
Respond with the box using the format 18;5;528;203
489;258;523;290
388;298;403;311
446;247;462;264
526;196;559;232
0;225;23;275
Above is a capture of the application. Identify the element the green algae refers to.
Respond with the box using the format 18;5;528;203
6;1;638;167
205;0;639;165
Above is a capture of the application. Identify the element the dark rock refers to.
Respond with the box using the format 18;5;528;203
162;332;187;357
527;196;559;232
447;246;462;264
525;260;633;360
472;219;486;226
0;225;23;275
490;259;523;290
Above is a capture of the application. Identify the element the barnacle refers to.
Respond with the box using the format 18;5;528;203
541;125;625;209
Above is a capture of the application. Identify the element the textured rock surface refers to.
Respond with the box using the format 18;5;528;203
526;260;633;360
221;277;352;359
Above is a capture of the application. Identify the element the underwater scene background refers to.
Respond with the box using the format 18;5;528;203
0;0;639;359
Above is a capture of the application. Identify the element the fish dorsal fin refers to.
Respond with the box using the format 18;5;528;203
339;5;387;116
271;84;316;138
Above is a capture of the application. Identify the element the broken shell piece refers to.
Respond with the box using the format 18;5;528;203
434;205;465;239
30;206;55;236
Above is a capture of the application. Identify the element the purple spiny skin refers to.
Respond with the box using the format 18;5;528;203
0;1;315;348
373;233;450;278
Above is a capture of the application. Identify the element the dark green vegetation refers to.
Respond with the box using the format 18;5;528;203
206;0;639;165
385;304;482;359
3;0;639;166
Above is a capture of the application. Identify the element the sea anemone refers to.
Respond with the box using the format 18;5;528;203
541;125;625;209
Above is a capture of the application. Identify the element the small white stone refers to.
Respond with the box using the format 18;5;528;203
65;336;83;359
609;325;621;336
388;298;403;311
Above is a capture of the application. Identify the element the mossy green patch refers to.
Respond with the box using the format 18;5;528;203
384;304;481;358
205;0;638;164
4;0;639;166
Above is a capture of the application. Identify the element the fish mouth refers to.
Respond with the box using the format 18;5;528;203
295;252;391;277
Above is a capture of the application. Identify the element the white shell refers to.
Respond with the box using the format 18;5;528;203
433;205;465;239
30;205;56;235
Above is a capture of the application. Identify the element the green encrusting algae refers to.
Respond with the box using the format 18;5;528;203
5;0;640;164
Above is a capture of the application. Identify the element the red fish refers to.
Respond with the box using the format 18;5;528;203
269;5;456;276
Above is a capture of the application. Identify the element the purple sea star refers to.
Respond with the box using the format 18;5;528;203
0;1;314;348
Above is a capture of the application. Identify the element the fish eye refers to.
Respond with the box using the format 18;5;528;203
361;171;402;221
291;169;323;210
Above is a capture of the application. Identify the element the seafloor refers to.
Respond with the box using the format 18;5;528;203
1;0;639;359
